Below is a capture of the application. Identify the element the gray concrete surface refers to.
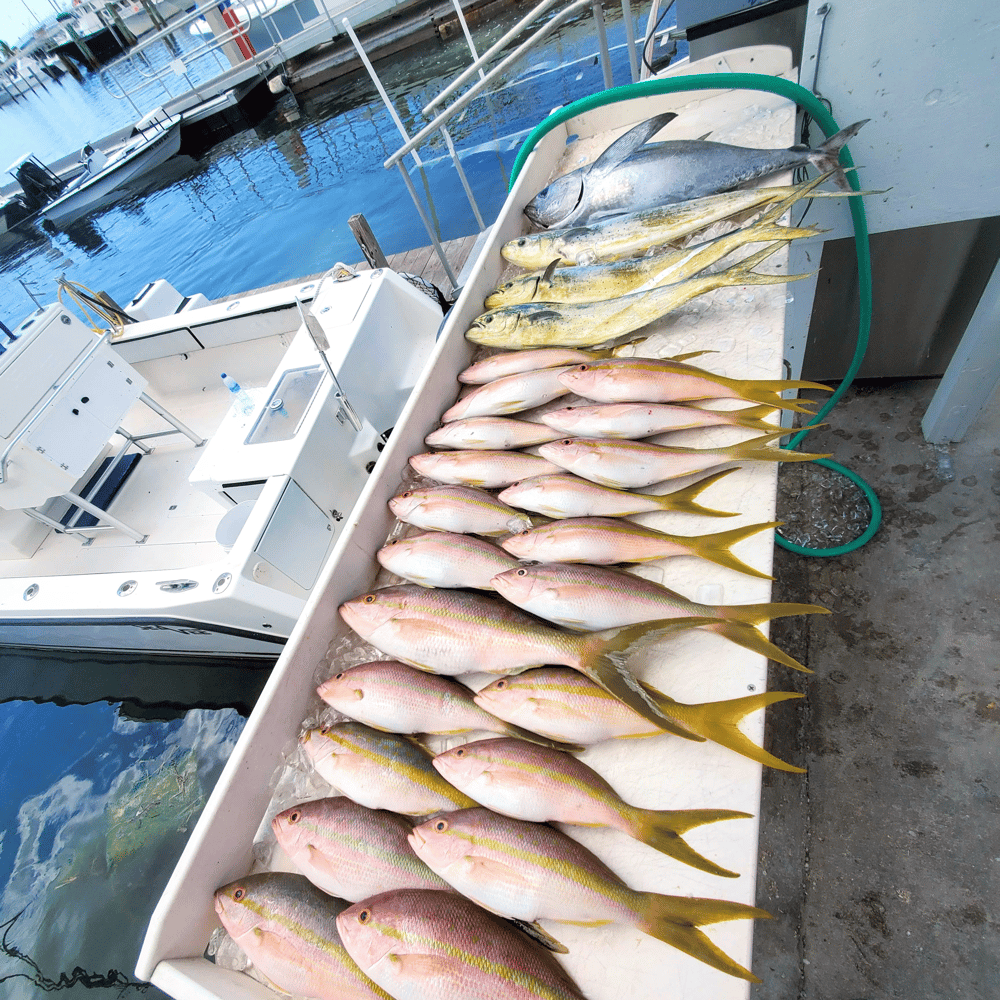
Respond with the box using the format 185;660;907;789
752;379;999;998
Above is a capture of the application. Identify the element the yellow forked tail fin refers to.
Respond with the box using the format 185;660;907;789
580;617;720;730
702;619;816;673
646;468;741;517
634;893;772;982
620;806;751;878
718;428;831;462
677;520;780;579
646;686;806;772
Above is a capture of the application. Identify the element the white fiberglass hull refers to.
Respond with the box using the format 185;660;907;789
41;122;182;228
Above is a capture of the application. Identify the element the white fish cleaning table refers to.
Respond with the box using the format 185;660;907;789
138;45;810;1000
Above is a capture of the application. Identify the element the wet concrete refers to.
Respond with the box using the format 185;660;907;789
752;378;999;998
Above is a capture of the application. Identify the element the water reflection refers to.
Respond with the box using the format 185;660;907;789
0;701;246;999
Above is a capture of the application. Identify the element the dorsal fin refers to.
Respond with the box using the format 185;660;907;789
585;112;678;180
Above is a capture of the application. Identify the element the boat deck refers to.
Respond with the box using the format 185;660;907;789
0;333;291;581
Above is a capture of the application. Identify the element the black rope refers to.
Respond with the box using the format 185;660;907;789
0;910;150;995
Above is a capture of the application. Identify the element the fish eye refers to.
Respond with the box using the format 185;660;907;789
358;908;371;924
516;238;527;246
334;672;345;680
561;439;572;446
401;491;412;498
289;810;300;823
233;887;245;901
495;679;507;689
434;819;449;832
576;364;589;371
516;568;527;577
363;594;376;604
320;725;331;735
454;748;466;757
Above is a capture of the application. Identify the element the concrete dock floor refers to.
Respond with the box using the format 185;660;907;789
752;378;999;997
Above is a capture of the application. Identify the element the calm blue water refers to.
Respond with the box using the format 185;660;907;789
0;8;683;997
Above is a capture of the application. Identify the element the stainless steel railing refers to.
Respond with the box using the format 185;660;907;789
349;0;646;288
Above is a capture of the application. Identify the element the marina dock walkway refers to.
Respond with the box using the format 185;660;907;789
221;231;481;302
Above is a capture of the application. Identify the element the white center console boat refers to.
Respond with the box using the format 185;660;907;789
0;266;443;660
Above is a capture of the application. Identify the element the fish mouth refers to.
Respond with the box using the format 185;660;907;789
407;828;426;851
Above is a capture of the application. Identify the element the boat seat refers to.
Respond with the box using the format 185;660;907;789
81;142;109;174
60;452;142;529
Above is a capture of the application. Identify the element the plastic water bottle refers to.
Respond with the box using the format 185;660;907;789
221;373;254;416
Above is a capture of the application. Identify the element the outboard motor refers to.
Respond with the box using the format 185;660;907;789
15;158;64;212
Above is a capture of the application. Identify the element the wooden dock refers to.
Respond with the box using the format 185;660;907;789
221;231;483;304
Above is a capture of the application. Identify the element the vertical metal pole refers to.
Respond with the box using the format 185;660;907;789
440;125;485;230
342;17;422;168
104;64;143;117
620;0;638;83
395;161;457;288
592;0;613;89
450;0;486;82
922;258;1000;444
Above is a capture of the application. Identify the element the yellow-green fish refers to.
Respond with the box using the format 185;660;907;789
336;888;589;1000
425;416;562;451
469;242;811;349
487;207;820;307
408;449;562;489
431;739;749;878
377;531;519;589
474;666;804;772
300;721;478;816
539;400;778;438
389;484;533;536
214;871;392;1000
409;808;770;980
501;173;841;269
536;429;829;489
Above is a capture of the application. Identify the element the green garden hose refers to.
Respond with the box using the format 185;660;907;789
508;72;881;555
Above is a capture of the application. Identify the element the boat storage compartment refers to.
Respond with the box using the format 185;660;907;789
0;304;146;511
138;46;793;1000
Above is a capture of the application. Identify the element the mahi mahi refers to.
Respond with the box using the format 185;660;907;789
469;242;811;349
503;172;859;269
491;187;823;308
